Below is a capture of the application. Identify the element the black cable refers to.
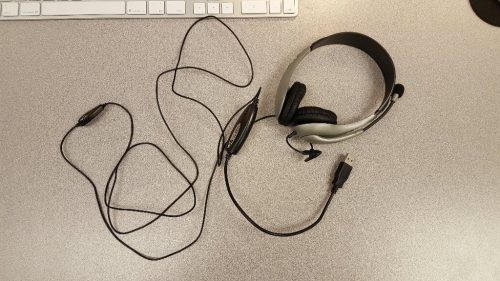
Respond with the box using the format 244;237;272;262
222;114;353;236
220;115;333;237
286;132;317;153
60;16;258;260
255;114;276;122
220;112;347;237
285;131;322;162
285;132;302;154
224;153;335;237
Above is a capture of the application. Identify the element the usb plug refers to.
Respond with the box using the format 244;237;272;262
332;154;353;193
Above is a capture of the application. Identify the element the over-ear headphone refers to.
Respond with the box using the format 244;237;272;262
223;34;406;237
276;32;405;144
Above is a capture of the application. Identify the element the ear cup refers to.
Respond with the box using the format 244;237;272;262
278;82;307;126
291;106;338;126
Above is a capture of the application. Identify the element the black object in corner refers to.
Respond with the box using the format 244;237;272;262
470;0;500;27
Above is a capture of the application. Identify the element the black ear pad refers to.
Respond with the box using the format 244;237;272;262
278;82;306;126
291;106;338;126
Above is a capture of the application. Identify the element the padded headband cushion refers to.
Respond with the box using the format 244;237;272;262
291;106;338;126
278;82;306;125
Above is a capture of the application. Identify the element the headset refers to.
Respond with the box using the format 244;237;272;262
223;32;406;237
276;32;405;144
60;21;406;259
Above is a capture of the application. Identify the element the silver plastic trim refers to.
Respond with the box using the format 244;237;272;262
300;131;364;144
275;47;311;116
293;114;376;138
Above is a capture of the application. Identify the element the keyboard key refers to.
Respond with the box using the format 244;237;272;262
207;2;219;14
283;0;295;14
269;0;280;14
127;1;146;14
1;2;19;16
148;1;164;14
20;2;40;16
241;0;266;14
166;1;185;14
42;2;125;16
221;3;233;14
193;2;205;15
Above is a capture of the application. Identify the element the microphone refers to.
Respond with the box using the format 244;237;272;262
286;131;322;162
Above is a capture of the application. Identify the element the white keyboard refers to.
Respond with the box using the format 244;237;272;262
0;0;298;20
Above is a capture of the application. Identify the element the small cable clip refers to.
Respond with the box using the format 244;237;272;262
302;148;322;162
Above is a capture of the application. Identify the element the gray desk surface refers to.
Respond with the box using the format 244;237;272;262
1;1;499;280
